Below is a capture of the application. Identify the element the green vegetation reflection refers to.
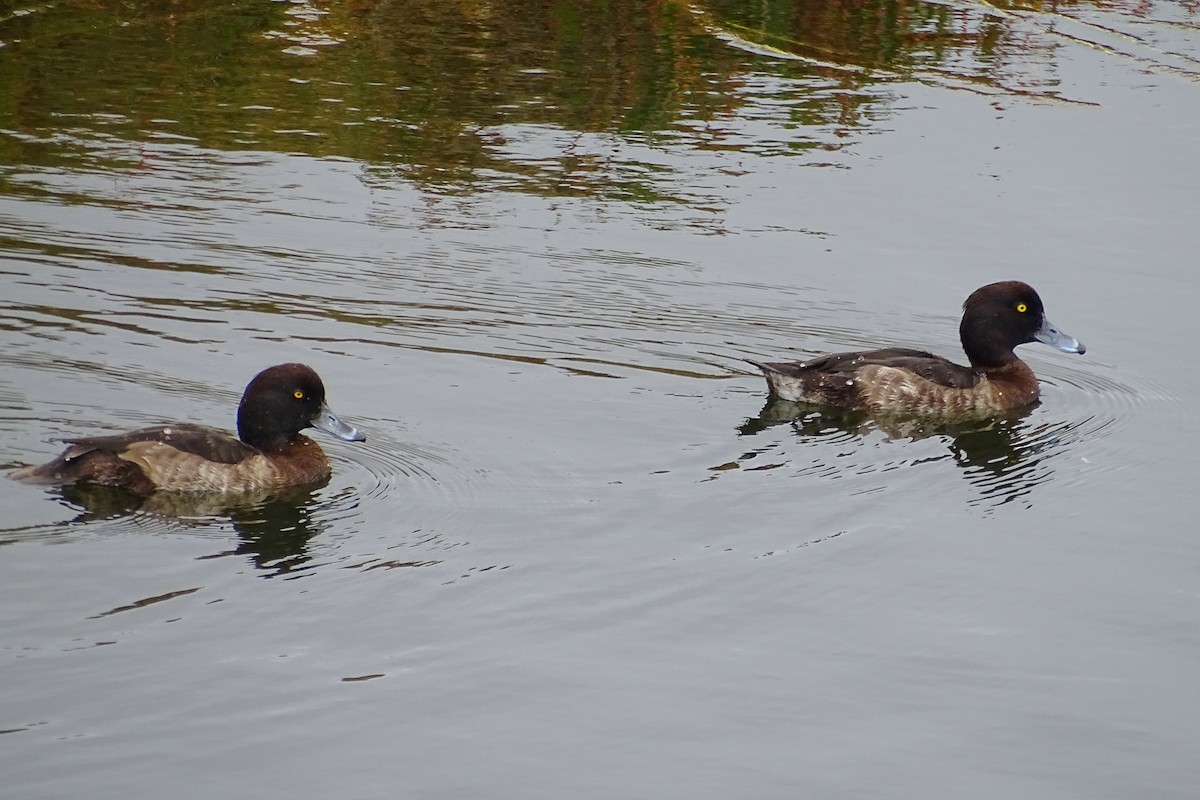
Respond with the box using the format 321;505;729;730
0;0;1187;200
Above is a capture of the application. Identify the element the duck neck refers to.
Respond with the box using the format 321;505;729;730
960;317;1017;371
237;405;299;452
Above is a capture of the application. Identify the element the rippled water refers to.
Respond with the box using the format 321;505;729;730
2;1;1199;797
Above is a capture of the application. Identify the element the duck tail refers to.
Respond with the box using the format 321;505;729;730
10;458;69;484
744;358;774;374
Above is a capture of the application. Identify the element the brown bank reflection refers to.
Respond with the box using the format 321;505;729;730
735;399;1067;508
2;0;1176;201
59;483;330;575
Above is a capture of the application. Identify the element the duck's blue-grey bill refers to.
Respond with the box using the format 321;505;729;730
312;404;367;441
1035;317;1086;355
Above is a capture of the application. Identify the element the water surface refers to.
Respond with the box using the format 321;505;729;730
2;2;1198;797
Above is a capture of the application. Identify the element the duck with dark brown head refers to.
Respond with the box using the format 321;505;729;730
748;281;1085;415
12;363;365;495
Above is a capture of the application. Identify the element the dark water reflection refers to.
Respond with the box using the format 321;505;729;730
54;483;330;575
735;399;1074;508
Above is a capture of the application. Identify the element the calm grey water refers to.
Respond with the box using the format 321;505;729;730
2;2;1198;798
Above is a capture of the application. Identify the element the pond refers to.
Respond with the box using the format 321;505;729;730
2;1;1198;797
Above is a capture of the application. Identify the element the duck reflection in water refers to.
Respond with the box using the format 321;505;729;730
737;398;1066;506
59;482;328;575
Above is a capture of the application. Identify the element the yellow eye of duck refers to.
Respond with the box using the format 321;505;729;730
293;390;305;399
1016;303;1028;313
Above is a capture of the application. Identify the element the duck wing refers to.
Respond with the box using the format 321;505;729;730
756;348;980;389
62;423;259;465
